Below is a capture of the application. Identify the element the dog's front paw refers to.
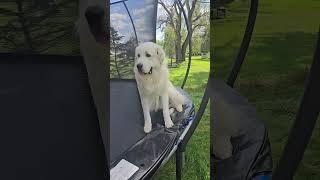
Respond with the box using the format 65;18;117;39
144;123;152;133
164;118;174;128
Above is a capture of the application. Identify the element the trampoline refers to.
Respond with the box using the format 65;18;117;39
0;0;205;179
210;0;320;179
108;0;208;179
0;0;109;179
1;0;318;179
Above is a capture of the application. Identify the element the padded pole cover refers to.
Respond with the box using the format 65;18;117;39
211;79;273;180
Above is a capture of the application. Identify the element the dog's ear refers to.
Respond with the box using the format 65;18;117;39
156;45;165;64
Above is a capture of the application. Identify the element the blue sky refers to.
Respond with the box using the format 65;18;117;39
110;0;210;42
110;0;159;42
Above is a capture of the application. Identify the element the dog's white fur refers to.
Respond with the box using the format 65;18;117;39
134;42;185;133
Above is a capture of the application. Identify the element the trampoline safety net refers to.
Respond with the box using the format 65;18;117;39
0;0;80;55
110;0;158;79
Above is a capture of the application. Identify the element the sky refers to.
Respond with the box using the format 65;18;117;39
110;0;209;42
110;0;158;43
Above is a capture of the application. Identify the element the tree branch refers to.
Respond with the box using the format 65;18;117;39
192;23;205;32
0;8;18;16
157;16;170;30
192;12;207;23
158;0;177;33
0;35;18;47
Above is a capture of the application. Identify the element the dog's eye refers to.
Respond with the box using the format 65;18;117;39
146;53;151;57
137;54;140;58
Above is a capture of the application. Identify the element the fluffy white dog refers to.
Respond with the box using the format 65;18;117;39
134;42;185;133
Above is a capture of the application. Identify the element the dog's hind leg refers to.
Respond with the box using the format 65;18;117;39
169;108;175;114
168;84;184;112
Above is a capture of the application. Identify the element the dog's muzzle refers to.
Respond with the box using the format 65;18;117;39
137;64;152;75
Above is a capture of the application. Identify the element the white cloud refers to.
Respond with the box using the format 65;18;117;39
110;13;129;30
139;33;154;42
110;13;126;21
111;6;121;12
132;4;154;16
135;18;147;31
111;20;129;30
144;0;155;4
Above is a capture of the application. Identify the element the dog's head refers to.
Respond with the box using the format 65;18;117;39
134;42;165;77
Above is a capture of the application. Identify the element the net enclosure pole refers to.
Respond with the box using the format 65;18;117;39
176;0;211;155
176;0;193;89
273;26;320;180
78;0;109;178
226;0;258;87
122;0;139;45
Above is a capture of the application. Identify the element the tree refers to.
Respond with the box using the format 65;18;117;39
158;0;182;63
110;28;137;79
158;0;209;63
163;26;175;59
0;0;78;53
191;30;201;55
119;36;137;78
156;39;164;47
110;27;124;78
122;36;136;61
214;0;235;7
200;24;210;53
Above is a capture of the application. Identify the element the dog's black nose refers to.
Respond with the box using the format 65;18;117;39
137;63;143;70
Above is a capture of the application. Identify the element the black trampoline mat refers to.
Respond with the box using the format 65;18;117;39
0;55;107;180
110;80;145;162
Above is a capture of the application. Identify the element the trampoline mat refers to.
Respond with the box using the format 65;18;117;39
110;79;195;179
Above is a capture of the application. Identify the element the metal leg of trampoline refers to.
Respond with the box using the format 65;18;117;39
176;147;186;180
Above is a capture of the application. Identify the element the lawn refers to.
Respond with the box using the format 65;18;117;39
212;0;320;179
152;56;211;180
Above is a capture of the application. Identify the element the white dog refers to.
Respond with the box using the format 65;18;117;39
134;42;185;133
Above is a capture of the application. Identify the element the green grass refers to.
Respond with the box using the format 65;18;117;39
212;0;320;179
152;56;210;180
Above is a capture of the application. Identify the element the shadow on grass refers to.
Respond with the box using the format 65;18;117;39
214;31;317;82
214;31;320;177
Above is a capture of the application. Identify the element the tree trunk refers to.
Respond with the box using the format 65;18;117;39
175;43;181;64
181;46;186;62
174;2;182;64
160;0;204;64
181;29;193;62
175;31;182;64
181;34;189;62
112;40;121;79
16;0;34;52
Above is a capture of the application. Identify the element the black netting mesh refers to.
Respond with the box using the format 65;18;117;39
0;0;80;55
110;0;158;79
